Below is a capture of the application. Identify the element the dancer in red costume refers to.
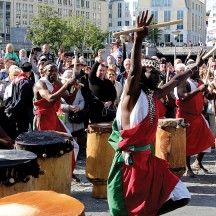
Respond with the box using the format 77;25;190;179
33;61;79;175
175;61;215;178
108;11;206;216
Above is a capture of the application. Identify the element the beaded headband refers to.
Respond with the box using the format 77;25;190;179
141;59;160;70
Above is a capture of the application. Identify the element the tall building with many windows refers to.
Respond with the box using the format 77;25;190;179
137;0;206;46
0;0;108;45
107;0;138;43
206;3;216;46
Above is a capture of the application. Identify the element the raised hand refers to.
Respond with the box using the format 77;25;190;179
136;11;154;40
195;49;206;67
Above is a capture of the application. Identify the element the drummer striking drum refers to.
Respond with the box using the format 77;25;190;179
108;11;207;215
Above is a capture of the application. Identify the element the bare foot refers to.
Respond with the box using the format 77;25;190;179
184;170;197;178
192;163;209;174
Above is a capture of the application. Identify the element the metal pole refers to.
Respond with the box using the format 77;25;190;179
174;44;176;62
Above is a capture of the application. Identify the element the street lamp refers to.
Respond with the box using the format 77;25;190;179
0;36;2;58
172;30;181;61
164;27;166;47
198;26;201;46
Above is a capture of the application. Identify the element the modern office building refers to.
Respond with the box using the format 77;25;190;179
137;0;206;46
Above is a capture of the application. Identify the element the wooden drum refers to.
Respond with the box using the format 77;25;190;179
86;122;115;198
156;118;186;178
0;191;85;216
15;131;74;195
0;150;40;198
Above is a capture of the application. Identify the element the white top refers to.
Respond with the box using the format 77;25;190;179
116;90;149;130
174;78;197;99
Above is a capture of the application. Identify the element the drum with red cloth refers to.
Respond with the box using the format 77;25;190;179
15;130;73;195
86;122;115;198
0;191;85;216
0;150;40;198
155;118;186;178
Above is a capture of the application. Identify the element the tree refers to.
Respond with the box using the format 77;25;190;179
26;6;109;56
145;22;162;44
26;6;68;54
65;15;109;56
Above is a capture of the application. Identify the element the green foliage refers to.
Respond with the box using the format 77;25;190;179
145;22;162;44
26;5;109;56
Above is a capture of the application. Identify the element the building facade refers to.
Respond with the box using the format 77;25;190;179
107;0;138;43
137;0;206;46
0;0;108;48
206;3;216;46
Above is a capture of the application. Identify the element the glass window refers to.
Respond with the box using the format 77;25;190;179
125;21;129;26
86;1;89;8
165;34;170;42
118;21;122;26
81;0;84;8
86;12;89;19
164;11;171;29
118;3;122;18
152;11;158;23
76;0;80;8
63;0;67;5
177;11;183;29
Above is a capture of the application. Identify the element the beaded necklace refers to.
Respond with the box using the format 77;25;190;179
144;89;155;125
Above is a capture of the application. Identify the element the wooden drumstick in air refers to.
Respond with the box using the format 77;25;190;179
59;76;84;87
113;19;183;38
202;45;216;60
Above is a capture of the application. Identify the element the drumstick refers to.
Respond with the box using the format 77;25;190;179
113;19;183;37
158;81;164;88
165;68;170;84
202;45;216;60
59;77;84;87
204;64;211;84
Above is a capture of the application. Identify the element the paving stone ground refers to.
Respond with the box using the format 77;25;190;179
71;149;216;216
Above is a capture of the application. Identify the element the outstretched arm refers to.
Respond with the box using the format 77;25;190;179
121;11;153;129
156;49;206;99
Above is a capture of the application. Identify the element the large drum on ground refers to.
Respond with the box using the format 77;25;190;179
86;122;115;198
0;190;85;216
155;118;186;178
15;131;74;195
0;150;40;198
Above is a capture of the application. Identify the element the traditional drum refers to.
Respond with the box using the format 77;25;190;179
0;149;39;198
15;130;74;195
155;118;186;178
0;190;85;216
86;122;115;198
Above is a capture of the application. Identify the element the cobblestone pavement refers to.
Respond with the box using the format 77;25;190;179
71;149;216;216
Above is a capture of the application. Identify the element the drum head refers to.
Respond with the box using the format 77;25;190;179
87;122;112;134
15;131;74;158
0;150;37;168
0;150;39;185
158;118;185;128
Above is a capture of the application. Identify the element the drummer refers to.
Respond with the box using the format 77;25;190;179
107;10;206;215
33;61;80;178
175;59;215;177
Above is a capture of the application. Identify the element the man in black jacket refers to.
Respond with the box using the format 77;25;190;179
5;62;34;139
88;51;117;123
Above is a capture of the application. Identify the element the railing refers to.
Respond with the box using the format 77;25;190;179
156;46;214;55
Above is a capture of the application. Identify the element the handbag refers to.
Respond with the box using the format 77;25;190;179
102;104;116;119
68;109;85;123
